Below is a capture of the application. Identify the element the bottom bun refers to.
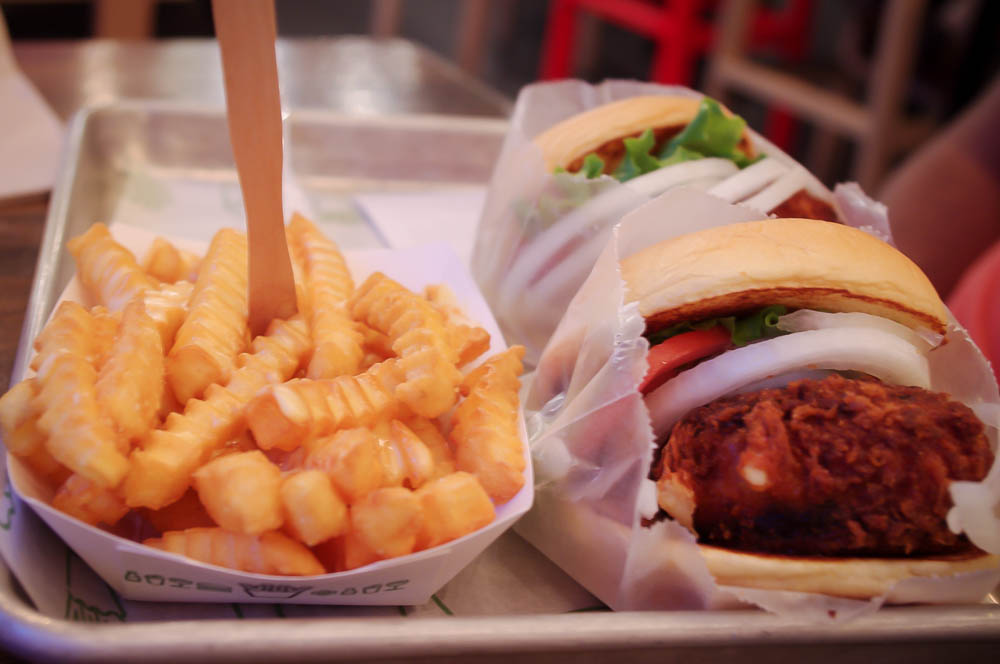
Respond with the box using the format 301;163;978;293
699;545;1000;599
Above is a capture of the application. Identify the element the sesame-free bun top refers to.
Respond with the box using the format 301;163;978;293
621;218;949;335
533;95;753;174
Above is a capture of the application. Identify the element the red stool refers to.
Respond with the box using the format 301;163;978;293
539;0;814;149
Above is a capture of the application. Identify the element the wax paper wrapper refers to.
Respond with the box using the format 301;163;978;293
2;222;533;606
514;186;1000;621
471;80;832;367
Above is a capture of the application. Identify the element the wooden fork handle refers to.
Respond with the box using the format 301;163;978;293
213;0;297;335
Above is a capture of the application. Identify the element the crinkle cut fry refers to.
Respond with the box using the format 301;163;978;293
372;418;435;490
450;346;527;503
31;306;119;372
144;527;324;575
246;357;406;452
284;225;311;321
287;212;363;380
125;316;311;510
142;280;194;349
424;284;491;367
66;223;158;312
52;473;129;527
141;236;201;284
167;228;249;404
32;301;129;488
350;273;462;418
96;297;165;449
0;379;70;485
0;379;43;456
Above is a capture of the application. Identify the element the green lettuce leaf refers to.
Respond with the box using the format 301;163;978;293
646;306;789;348
614;129;661;181
571;97;761;182
661;98;758;168
580;153;606;179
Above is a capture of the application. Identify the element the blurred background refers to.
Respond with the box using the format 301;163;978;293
3;0;998;190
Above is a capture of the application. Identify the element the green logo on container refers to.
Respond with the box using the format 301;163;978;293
64;591;126;622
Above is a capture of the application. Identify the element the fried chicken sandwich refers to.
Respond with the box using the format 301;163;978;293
621;217;999;598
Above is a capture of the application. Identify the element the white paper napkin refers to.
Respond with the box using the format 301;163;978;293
354;188;486;268
0;15;64;200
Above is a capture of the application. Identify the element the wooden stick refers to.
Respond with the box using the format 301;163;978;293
213;0;297;336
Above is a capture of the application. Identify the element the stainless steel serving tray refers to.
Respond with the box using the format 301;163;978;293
1;101;999;663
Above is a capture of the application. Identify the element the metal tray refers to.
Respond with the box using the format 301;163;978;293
2;101;999;663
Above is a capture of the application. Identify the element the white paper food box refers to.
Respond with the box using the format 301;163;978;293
6;223;534;605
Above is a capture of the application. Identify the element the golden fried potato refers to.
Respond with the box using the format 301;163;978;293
142;280;194;350
450;346;526;503
96;298;164;449
33;302;129;488
145;527;324;575
141;236;201;284
167;228;248;404
0;379;43;457
288;213;364;379
280;470;349;546
351;273;462;417
406;417;456;479
375;420;434;489
66;223;158;311
125;316;310;510
350;487;423;559
424;284;491;367
52;473;129;527
246;358;404;451
415;471;495;550
193;450;283;535
140;488;216;534
305;428;384;503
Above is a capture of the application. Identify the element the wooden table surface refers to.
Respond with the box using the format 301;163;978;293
0;37;511;390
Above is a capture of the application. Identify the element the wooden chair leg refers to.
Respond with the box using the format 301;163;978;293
854;0;927;190
454;0;490;76
94;0;156;40
371;0;404;38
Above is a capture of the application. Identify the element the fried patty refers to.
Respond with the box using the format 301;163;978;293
654;374;992;557
769;189;839;223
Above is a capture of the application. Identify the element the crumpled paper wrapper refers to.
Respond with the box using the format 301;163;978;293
470;80;830;367
515;186;1000;622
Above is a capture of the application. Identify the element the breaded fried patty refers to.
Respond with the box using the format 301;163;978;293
655;374;993;557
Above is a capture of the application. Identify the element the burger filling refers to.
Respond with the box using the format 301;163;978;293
653;375;992;557
643;309;994;558
565;98;758;180
563;97;839;223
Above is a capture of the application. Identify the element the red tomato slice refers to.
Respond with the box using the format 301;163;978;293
639;326;732;394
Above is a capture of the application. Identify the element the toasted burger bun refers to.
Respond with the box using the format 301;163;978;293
701;546;1000;599
621;219;996;597
533;95;755;175
622;217;949;335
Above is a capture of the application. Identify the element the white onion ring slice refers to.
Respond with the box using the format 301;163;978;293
742;168;810;214
777;309;944;351
622;158;739;197
708;157;787;203
645;327;931;439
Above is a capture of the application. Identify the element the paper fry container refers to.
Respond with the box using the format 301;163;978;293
7;223;533;605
